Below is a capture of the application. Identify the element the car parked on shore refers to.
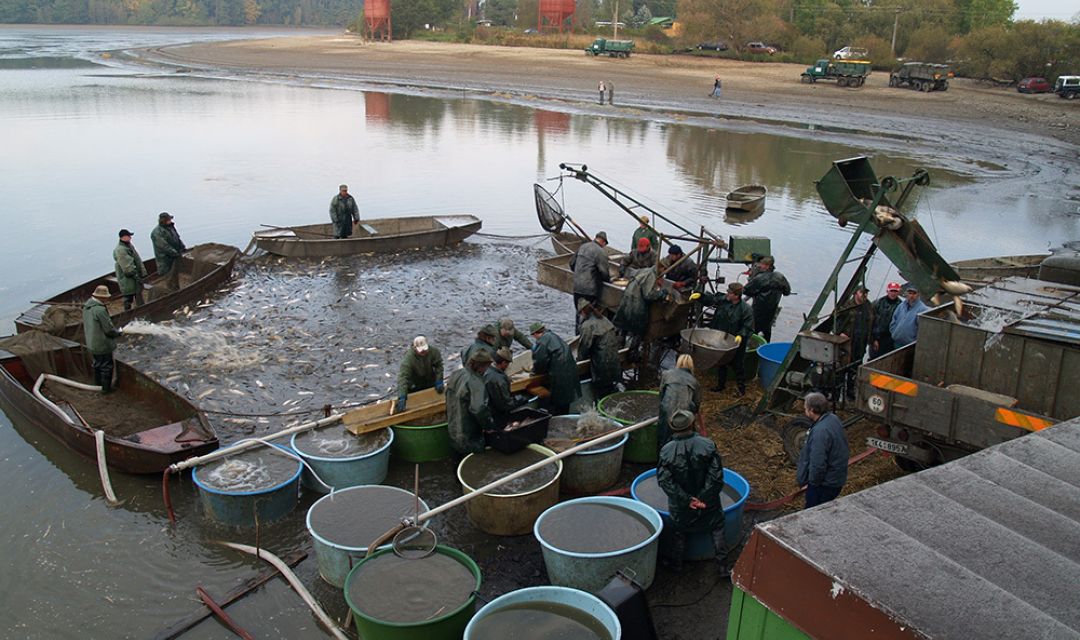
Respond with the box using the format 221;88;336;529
746;42;778;55
1017;77;1051;93
697;41;728;51
833;46;868;60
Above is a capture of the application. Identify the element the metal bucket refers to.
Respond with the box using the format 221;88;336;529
534;496;663;593
464;586;622;640
678;328;739;370
192;444;302;528
547;415;627;495
630;468;750;559
290;426;393;493
344;546;481;640
391;416;452;463
306;485;430;587
457;444;562;536
598;390;659;464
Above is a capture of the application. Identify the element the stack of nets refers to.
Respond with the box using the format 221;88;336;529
0;331;90;383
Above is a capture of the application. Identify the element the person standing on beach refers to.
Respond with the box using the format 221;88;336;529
151;212;186;292
607;80;615;105
329;184;360;239
598;80;606;104
711;76;722;98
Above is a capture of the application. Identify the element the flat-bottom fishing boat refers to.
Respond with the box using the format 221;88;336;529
252;215;483;257
14;243;241;342
726;185;767;212
0;333;217;474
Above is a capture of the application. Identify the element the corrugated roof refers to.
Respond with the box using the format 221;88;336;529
758;418;1080;639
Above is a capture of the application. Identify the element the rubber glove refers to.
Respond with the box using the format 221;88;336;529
434;379;445;394
735;335;743;345
689;292;702;301
673;281;685;290
397;394;407;411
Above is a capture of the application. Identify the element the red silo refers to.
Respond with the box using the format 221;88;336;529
365;0;392;42
538;0;574;33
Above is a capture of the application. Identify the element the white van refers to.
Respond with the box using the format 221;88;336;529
1055;75;1079;99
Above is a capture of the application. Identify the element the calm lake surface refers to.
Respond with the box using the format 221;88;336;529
0;25;1076;638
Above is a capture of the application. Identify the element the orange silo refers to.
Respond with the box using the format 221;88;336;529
538;0;574;33
365;0;392;42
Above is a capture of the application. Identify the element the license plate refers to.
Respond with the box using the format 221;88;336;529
866;437;908;455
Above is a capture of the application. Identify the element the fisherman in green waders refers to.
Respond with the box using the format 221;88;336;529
446;350;496;455
461;324;498;366
658;409;728;573
484;347;525;425
694;281;754;395
82;285;122;394
657;354;702;452
529;321;581;415
494;317;532;352
150;212;186;292
396;336;444;411
329;184;360;239
113;229;147;311
613;266;669;362
577;299;622;398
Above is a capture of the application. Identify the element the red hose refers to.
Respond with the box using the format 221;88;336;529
162;467;176;524
196;586;256;640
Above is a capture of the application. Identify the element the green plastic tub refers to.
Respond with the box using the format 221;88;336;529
727;333;767;381
598;390;660;464
391;415;452;463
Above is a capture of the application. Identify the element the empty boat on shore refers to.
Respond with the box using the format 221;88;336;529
252;215;483;257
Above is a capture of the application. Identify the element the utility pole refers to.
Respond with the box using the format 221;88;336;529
891;8;900;57
613;0;619;38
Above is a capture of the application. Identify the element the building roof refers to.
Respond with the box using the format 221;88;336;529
735;418;1080;639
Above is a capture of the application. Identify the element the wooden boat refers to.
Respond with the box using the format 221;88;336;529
14;243;241;342
951;254;1048;283
726;185;767;212
0;335;217;474
252;214;483;258
551;231;589;255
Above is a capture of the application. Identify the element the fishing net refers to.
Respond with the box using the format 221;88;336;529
0;331;91;383
534;183;566;233
187;243;240;281
39;305;84;337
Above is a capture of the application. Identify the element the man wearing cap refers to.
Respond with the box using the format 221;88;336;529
151;212;186;292
530;322;581;415
743;255;791;343
569;232;611;331
446;350;496;455
836;286;874;398
485;347;524;425
658;408;727;572
461;324;498;366
619;237;657;277
659;245;698;290
577;300;621;397
870;282;903;358
82;285;122;394
658;354;701;451
494;317;532;352
696;282;754;395
329;184;360;239
613;266;668;354
631;216;659;253
396;336;444;412
113;229;147;311
796;392;849;509
889;283;930;348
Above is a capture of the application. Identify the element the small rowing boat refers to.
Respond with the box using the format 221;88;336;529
252;215;483;258
726;185;767;212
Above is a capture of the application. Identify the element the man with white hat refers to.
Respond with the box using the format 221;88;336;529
396;336;444;412
82;285;122;394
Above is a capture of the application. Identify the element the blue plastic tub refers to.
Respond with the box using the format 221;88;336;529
757;341;793;389
193;444;302;528
290;426;394;493
630;467;750;560
534;496;663;593
464;586;621;640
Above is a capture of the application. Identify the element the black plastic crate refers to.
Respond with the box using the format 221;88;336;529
485;407;551;454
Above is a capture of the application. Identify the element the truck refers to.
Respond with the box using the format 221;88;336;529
1055;75;1080;99
889;62;952;91
800;59;871;87
585;38;634;58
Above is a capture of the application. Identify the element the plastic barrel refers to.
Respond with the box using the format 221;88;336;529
192;445;302;528
391;417;452;463
291;427;393;493
598;390;659;464
344;546;481;640
464;586;622;640
549;415;627;495
733;333;768;381
534;496;663;593
630;468;750;559
756;342;793;389
457;444;562;536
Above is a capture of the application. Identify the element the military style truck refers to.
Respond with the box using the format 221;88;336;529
1055;75;1080;99
889;62;953;91
585;38;634;58
800;59;871;87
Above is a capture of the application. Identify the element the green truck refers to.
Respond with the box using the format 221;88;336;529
585;38;634;58
889;62;952;91
800;59;871;87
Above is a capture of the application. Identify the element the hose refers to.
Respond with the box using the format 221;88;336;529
195;586;255;640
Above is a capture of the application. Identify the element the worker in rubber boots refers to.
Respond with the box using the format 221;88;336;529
150;212;186;292
329;184;360;239
613;266;668;360
657;354;702;452
446;350;496;455
695;282;754;395
869;282;902;358
658;409;727;573
396;336;444;412
82;285;122;394
631;215;659;253
485;347;524;426
836;286;874;399
659;245;698;291
529;321;581;415
461;324;498;366
113;228;147;311
577;300;622;398
569;231;611;331
743;255;791;343
494;317;532;352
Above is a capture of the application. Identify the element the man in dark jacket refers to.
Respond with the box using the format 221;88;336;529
396;336;444;411
659;245;698;290
869;282;902;358
150;212;186;292
329;184;360;239
836;286;873;399
461;324;498;365
569;231;611;330
743;255;791;342
446;350;496;455
795;392;850;509
113;229;147;311
577;300;621;398
484;347;523;425
619;237;657;277
658;354;701;452
631;216;659;253
82;285;122;394
530;322;581;415
697;282;754;395
494;317;532;352
658;409;727;572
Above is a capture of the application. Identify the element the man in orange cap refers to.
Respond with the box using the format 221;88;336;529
869;281;902;358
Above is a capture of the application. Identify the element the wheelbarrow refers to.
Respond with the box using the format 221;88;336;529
679;328;740;370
